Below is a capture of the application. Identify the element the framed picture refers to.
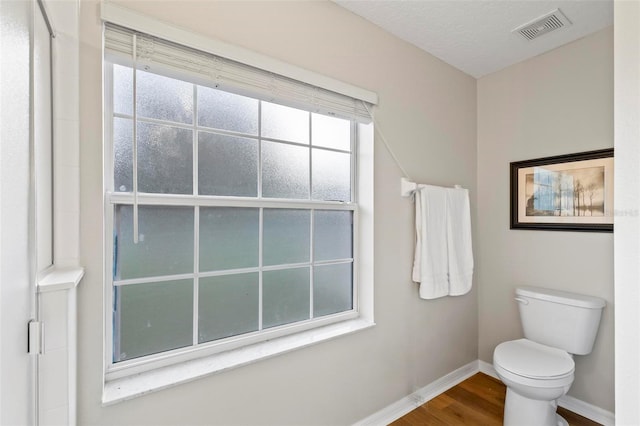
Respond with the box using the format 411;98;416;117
510;149;614;232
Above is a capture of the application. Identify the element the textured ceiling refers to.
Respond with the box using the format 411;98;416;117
333;0;613;78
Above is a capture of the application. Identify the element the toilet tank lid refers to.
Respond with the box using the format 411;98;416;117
516;286;606;309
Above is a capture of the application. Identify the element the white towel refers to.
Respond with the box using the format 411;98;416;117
446;187;474;296
412;185;474;299
412;185;449;299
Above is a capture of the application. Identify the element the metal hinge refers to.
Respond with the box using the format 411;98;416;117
27;320;44;355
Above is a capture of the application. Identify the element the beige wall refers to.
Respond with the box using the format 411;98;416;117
78;1;478;424
78;1;615;422
614;0;640;422
477;28;614;411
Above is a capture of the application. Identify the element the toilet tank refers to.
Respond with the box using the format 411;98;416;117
515;286;606;355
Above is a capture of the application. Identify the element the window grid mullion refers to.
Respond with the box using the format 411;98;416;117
108;192;356;210
258;101;264;331
193;84;199;196
192;85;200;348
193;206;200;346
258;207;264;331
308;111;313;201
114;272;196;287
113;112;351;154
308;113;314;319
309;209;315;319
351;121;357;203
257;101;263;198
111;258;353;288
113;112;352;154
132;35;139;244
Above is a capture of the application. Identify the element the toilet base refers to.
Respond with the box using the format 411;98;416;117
503;387;565;426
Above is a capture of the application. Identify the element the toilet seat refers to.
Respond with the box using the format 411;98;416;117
494;339;574;380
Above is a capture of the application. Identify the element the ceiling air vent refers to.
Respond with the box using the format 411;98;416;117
512;9;572;41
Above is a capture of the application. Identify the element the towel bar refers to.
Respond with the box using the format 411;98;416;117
400;177;418;197
400;177;462;197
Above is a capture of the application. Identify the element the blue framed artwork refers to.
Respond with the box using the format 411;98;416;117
510;149;614;232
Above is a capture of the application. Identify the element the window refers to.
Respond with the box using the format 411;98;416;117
103;24;374;379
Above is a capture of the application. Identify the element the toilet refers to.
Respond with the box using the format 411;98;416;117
493;286;605;426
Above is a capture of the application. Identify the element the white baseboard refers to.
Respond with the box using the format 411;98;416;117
559;394;615;426
352;360;479;426
354;359;614;426
478;359;499;379
479;360;615;426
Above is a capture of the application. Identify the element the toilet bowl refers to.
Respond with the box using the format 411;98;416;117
494;339;574;426
493;287;605;426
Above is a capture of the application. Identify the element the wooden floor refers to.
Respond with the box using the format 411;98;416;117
390;373;601;426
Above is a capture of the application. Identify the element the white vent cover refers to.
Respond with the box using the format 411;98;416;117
512;9;572;41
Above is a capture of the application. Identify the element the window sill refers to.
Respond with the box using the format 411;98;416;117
102;317;374;405
37;266;84;293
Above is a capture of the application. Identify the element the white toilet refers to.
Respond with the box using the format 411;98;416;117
493;286;605;426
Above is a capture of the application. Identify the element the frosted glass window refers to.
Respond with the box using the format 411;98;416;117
106;61;359;366
312;149;351;202
113;117;133;192
198;86;258;135
263;268;310;329
199;207;259;272
137;122;193;194
263;209;310;266
314;210;352;261
114;279;193;362
314;263;352;317
198;273;259;343
261;102;309;144
137;70;193;124
115;206;194;280
198;131;258;197
262;141;309;199
311;114;350;151
113;64;133;116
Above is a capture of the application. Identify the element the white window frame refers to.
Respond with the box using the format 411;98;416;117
101;5;375;404
104;59;360;374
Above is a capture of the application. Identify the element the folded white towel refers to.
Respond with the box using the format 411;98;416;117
412;185;474;299
446;187;473;296
412;185;449;299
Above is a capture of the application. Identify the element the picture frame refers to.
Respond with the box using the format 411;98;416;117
510;149;614;232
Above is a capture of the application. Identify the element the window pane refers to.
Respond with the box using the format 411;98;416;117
113;64;133;116
137;70;193;124
115;206;194;280
314;210;352;261
138;122;193;194
113;117;133;192
198;86;258;135
114;279;193;362
198;273;258;343
314;263;352;317
200;207;259;272
261;102;309;144
262;141;309;199
263;209;310;266
198;132;257;197
312;149;351;202
263;268;310;329
109;60;360;362
311;114;350;151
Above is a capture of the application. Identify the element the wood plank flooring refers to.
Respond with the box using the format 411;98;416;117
390;373;601;426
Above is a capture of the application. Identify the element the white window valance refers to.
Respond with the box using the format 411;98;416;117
103;12;376;122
